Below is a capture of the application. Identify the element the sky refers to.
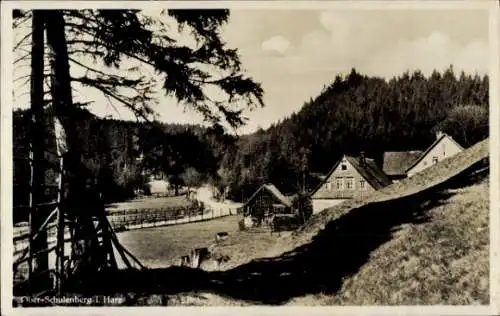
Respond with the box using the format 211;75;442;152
13;8;490;135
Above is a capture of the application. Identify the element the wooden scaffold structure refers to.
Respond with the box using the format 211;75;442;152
13;10;144;299
13;114;145;298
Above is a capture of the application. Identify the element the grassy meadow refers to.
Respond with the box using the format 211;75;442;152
116;215;283;269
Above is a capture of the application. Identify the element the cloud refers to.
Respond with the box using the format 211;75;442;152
318;10;351;41
365;31;488;77
297;10;489;78
261;35;291;55
454;40;489;75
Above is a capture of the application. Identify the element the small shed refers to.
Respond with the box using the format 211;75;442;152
242;183;293;229
145;175;170;196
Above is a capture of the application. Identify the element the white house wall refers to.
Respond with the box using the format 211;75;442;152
407;136;463;177
312;199;346;214
148;179;170;195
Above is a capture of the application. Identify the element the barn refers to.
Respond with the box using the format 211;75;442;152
310;153;392;214
242;183;293;229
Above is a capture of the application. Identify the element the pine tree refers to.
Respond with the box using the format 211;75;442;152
14;8;264;285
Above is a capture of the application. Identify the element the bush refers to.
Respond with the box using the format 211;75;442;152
435;105;489;148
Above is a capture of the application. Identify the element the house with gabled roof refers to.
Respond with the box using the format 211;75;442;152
405;132;464;178
310;153;392;214
242;183;294;229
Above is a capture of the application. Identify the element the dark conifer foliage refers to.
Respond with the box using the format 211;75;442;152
58;9;263;127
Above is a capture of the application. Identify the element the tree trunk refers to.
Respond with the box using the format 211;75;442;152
29;9;50;290
44;11;76;138
45;10;111;282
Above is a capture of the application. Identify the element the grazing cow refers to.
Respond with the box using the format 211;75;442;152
215;232;229;242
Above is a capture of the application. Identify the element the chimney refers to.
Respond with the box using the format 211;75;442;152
436;130;444;140
360;151;366;165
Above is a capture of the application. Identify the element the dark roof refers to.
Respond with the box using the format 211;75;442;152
405;133;465;173
345;156;393;190
383;151;424;176
310;155;392;196
245;183;292;207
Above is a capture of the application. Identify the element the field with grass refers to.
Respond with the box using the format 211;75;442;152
117;215;283;269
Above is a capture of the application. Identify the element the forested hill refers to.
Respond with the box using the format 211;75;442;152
221;67;488;201
13;66;489;207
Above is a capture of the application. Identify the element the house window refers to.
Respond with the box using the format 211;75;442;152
326;182;332;191
432;156;438;165
346;177;354;190
341;164;347;171
360;179;366;190
336;177;344;190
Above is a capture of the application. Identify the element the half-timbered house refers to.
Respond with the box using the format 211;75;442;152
310;153;392;214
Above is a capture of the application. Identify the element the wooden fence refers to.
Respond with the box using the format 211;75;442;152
13;200;241;295
107;204;239;232
14;204;240;257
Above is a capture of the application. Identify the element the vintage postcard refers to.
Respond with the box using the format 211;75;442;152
1;1;499;315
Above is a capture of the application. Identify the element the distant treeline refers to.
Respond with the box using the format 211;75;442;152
13;66;489;209
12;108;233;210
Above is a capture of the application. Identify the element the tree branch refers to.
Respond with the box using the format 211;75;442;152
14;31;33;51
14;52;31;64
69;57;116;77
13;11;32;29
71;76;152;121
68;26;161;69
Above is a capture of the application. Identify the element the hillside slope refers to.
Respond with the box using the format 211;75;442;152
289;174;489;305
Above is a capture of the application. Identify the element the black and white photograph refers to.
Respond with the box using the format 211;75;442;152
1;0;499;313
